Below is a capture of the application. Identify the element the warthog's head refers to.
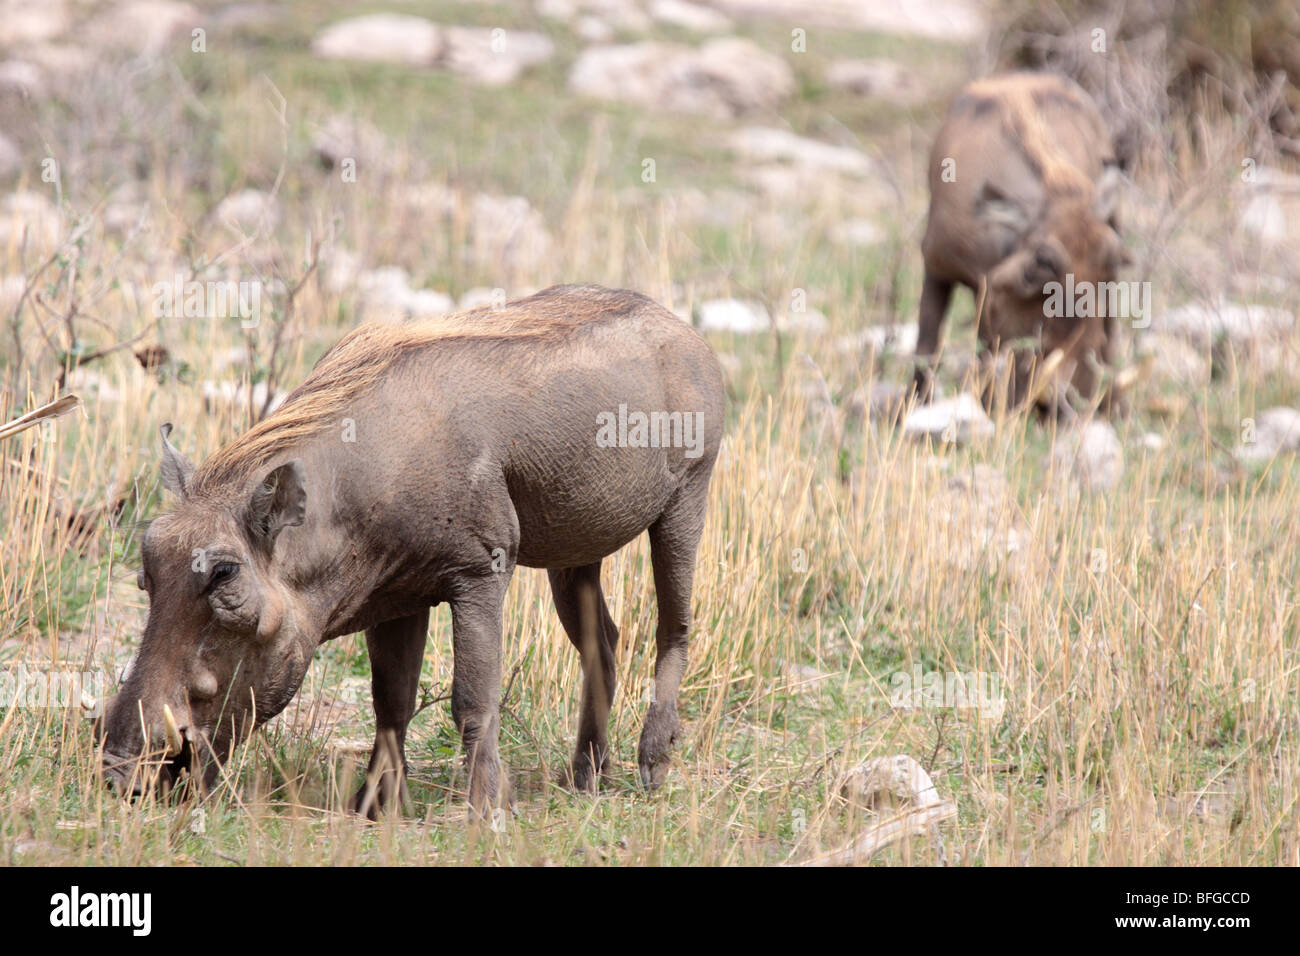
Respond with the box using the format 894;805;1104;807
979;165;1130;398
98;424;315;795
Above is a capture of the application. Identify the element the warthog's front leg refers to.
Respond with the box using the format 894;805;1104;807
450;575;510;820
351;609;430;819
912;271;954;403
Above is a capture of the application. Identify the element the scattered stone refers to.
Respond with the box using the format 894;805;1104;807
0;1;70;46
831;218;886;247
695;298;769;334
649;0;733;33
312;114;390;175
538;0;651;31
89;1;200;58
575;16;613;43
1136;431;1165;452
458;286;504;311
1047;421;1124;490
708;0;984;40
211;188;280;233
1240;166;1300;246
355;266;454;322
841;754;948;810
311;13;441;66
0;191;60;249
0;60;46;100
1154;300;1294;349
440;26;554;86
311;16;553;84
903;394;993;444
1237;406;1300;463
838;322;918;357
568;38;794;118
470;193;553;274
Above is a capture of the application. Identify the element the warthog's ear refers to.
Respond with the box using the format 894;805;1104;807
1092;164;1125;226
159;423;195;498
248;460;307;548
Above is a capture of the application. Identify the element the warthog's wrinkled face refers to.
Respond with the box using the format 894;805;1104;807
979;166;1130;396
99;425;315;796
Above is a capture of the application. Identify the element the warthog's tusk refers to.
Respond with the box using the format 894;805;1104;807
79;692;98;719
1026;348;1066;404
162;704;183;756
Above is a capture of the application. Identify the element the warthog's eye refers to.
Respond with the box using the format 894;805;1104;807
205;562;241;592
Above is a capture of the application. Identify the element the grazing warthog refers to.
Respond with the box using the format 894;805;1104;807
912;72;1129;414
98;285;724;818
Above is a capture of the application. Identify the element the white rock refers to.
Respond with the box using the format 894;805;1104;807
1154;300;1294;348
649;0;732;33
458;286;505;311
356;266;455;322
212;189;280;232
839;322;918;356
575;15;613;43
1242;193;1287;244
831;218;886;247
903;394;993;444
0;191;60;249
696;298;770;334
1238;407;1300;463
311;14;442;66
841;755;950;809
708;0;983;40
1137;432;1166;451
729;126;873;177
404;288;456;318
89;1;200;57
0;1;70;46
568;38;794;118
441;26;554;86
1048;421;1124;490
312;114;389;174
0;60;47;99
470;193;552;273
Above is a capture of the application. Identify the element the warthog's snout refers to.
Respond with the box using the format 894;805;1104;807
98;694;197;797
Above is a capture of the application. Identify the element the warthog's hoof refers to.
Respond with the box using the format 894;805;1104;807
348;773;408;821
568;755;605;794
637;711;680;790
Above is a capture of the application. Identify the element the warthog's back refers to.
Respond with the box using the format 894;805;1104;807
363;285;723;569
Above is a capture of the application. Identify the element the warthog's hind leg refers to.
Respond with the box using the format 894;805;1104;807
548;561;620;791
638;480;708;790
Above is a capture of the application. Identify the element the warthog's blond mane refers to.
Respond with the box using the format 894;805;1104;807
965;73;1097;197
190;285;646;493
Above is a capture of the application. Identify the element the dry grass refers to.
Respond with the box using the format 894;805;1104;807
1;1;1297;866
